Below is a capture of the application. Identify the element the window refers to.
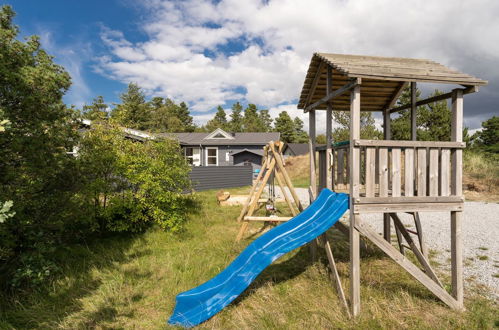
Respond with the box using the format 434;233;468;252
212;133;226;138
184;147;200;166
206;147;218;166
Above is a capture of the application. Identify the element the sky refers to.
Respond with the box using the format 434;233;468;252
7;0;499;131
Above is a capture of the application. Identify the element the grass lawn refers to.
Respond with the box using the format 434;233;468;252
1;186;497;329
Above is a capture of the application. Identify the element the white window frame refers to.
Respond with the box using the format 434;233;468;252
205;147;218;166
184;147;201;166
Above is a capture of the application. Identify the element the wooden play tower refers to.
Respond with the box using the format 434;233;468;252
298;53;487;316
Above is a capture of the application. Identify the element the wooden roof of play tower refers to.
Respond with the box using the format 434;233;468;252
298;53;487;112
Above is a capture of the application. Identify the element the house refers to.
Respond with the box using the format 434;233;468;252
282;143;309;158
159;128;280;171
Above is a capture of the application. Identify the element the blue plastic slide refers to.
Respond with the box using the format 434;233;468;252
168;189;349;327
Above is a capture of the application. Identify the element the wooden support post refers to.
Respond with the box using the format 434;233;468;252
309;110;317;195
326;65;333;190
411;82;417;141
413;212;429;257
349;83;361;317
383;109;391;242
451;88;464;308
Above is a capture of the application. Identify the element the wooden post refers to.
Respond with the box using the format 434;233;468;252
451;89;464;308
383;109;391;242
411;82;417;141
326;65;333;190
309;110;317;195
349;83;361;317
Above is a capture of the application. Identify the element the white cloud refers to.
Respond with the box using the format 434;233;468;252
97;0;499;127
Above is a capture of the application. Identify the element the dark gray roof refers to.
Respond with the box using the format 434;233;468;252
232;148;264;156
284;143;309;156
158;131;280;146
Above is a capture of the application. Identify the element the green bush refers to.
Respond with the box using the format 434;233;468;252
77;123;192;234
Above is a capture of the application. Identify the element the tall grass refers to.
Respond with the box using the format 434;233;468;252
0;188;497;329
464;151;499;193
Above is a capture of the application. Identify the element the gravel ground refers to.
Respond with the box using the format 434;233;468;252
266;187;499;299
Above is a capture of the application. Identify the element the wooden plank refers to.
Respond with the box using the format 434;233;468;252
274;170;297;216
353;140;465;148
323;236;352;318
413;212;429;257
309;110;317;195
411;82;417;140
305;79;359;112
451;211;464;308
440;149;451;196
417;148;427;196
388;86;475;114
356;196;463;204
349;84;361;317
391;148;401;197
390;213;443;287
243;216;291;221
319;150;327;191
365;147;376;197
404;148;415;197
337;149;345;188
451;89;463;196
379;148;389;197
354;202;463;213
305;62;325;108
355;219;461;310
429;148;439;196
384;81;408;110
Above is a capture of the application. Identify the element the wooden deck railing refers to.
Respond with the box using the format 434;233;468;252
317;139;465;210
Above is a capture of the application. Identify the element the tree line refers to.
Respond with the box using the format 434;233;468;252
82;84;310;143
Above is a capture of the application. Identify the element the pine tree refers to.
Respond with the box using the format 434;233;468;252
243;104;262;132
476;116;499;152
293;117;309;143
259;109;273;132
331;111;382;143
175;102;195;132
82;96;108;121
206;106;228;131
230;102;243;132
274;111;296;143
111;83;151;130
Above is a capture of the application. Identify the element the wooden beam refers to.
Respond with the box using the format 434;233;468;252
243;216;291;221
451;88;464;308
390;213;443;287
326;65;333;190
305;79;359;112
411;82;417;140
388;86;474;114
384;81;408;110
353;202;463;213
305;61;325;108
309;111;317;195
355;219;462;310
349;84;361;317
353;139;465;149
324;235;351;318
356;196;463;204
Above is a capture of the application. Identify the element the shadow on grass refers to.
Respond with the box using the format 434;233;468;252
0;233;150;328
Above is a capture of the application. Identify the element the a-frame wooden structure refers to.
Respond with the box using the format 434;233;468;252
299;53;487;316
236;141;303;242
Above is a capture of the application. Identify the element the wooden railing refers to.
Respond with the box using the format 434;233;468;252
317;140;465;208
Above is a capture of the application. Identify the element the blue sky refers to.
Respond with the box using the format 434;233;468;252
6;0;499;130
